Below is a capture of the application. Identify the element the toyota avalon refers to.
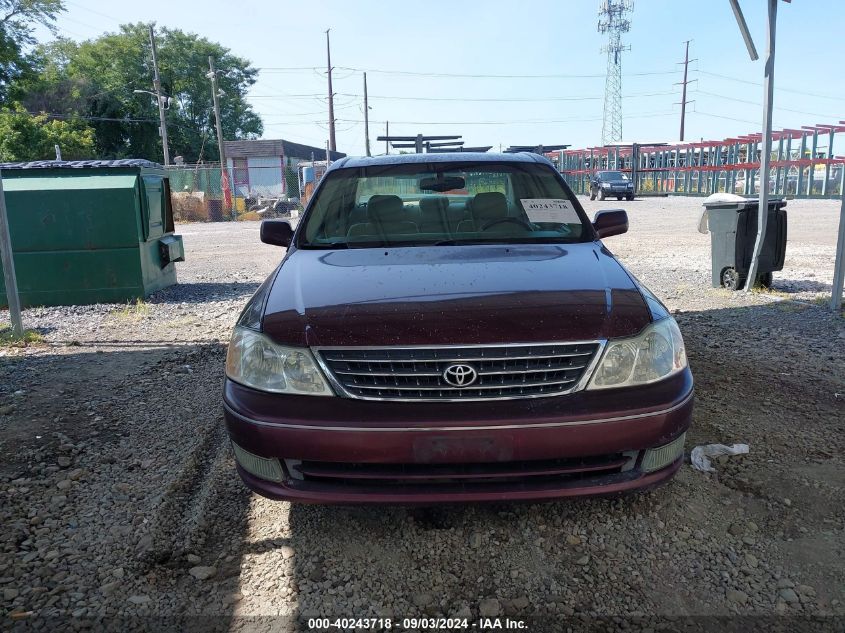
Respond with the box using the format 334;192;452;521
223;152;693;504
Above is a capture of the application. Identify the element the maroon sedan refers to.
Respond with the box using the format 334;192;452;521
224;152;692;504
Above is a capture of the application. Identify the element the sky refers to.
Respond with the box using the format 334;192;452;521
34;0;845;157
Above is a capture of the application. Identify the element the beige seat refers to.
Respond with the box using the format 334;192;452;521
455;191;508;232
418;196;449;234
347;195;419;239
368;195;419;234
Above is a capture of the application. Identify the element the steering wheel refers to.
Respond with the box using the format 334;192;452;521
480;217;535;231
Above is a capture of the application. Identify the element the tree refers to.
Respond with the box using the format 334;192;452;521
0;0;64;102
0;103;95;161
17;23;263;162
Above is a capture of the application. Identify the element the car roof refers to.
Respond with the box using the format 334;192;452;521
327;151;554;172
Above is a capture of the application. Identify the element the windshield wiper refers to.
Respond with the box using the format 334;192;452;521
432;238;524;246
304;240;395;249
304;241;349;249
430;238;508;245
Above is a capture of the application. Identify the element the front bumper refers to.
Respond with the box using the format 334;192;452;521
223;369;693;504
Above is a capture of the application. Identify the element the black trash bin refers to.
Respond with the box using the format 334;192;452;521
703;196;787;290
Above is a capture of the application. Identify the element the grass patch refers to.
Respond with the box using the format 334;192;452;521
0;325;44;347
774;302;804;313
748;285;790;299
116;298;151;319
809;296;845;316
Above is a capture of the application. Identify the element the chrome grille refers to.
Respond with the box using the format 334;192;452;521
316;342;603;401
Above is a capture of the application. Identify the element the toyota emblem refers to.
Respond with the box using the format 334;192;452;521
442;363;478;388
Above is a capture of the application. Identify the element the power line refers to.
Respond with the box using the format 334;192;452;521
8;110;205;131
9;110;159;124
692;110;777;127
254;65;681;79
331;65;679;79
254;66;321;72
259;105;357;118
247;93;325;99
59;14;106;32
697;70;845;102
335;111;674;126
332;90;677;103
64;1;123;23
247;90;676;103
696;90;842;119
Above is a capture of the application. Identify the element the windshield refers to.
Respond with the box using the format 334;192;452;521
599;171;628;180
300;161;589;248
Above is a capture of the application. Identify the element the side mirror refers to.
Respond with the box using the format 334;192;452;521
592;209;628;239
260;219;294;247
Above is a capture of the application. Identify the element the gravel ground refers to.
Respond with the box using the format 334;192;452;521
1;196;843;632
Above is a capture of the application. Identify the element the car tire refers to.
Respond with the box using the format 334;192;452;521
598;190;606;201
758;272;773;288
590;189;596;200
616;196;623;200
626;194;634;201
721;267;746;291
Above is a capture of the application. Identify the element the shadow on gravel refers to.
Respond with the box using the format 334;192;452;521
0;340;255;631
771;279;833;293
149;281;261;304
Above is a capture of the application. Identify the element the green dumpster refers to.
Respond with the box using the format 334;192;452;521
0;159;184;307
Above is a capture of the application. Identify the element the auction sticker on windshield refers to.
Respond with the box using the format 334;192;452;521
520;198;580;223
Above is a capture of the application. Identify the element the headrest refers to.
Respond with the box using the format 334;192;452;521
469;192;508;222
419;196;448;216
367;195;405;223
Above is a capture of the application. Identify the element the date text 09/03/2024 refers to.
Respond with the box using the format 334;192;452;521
306;617;529;630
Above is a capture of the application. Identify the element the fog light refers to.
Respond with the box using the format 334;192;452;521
641;433;686;473
231;442;285;483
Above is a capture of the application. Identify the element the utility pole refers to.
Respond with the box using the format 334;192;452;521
744;0;777;292
325;29;336;153
363;72;371;157
149;25;170;165
0;172;23;336
207;56;231;216
677;40;696;142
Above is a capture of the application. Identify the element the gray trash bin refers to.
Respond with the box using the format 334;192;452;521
703;196;787;291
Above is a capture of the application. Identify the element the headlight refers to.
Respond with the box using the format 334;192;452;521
225;326;333;395
587;318;687;390
601;183;611;188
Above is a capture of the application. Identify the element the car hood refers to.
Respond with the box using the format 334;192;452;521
262;243;652;347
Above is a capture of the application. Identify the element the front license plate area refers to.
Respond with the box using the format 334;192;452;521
412;435;514;464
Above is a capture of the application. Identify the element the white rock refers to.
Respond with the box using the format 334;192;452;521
189;566;217;580
479;598;501;618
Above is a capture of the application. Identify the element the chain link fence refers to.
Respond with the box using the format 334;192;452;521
166;163;303;222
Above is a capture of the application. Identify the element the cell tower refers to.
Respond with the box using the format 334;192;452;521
598;0;633;146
